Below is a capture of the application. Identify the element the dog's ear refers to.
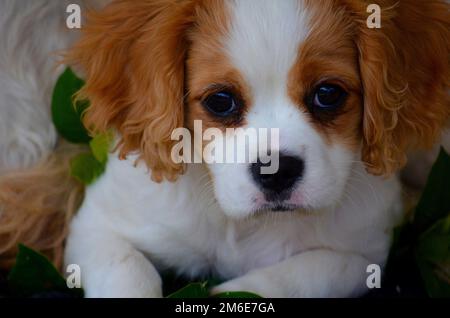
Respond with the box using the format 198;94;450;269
67;0;198;182
354;0;450;175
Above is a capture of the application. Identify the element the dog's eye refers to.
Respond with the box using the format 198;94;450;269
311;84;347;110
203;91;237;116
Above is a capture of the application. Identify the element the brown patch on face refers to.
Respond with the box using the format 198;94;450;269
339;0;450;176
288;0;363;151
66;0;250;182
294;0;450;176
185;1;252;135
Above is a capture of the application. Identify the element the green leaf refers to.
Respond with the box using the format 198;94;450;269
213;291;262;298
89;132;113;164
416;215;450;297
412;148;450;297
417;216;450;264
416;257;450;298
166;282;210;298
414;148;450;233
7;245;83;298
166;281;263;299
70;153;106;185
383;149;450;297
51;67;90;144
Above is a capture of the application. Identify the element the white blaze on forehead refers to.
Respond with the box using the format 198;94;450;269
225;0;310;92
224;0;313;153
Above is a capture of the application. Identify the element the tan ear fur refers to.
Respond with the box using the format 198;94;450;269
345;0;450;175
0;142;86;270
66;0;200;182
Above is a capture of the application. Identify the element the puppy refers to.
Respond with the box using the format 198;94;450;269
1;0;449;297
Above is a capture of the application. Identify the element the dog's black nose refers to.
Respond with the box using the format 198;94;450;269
250;154;304;200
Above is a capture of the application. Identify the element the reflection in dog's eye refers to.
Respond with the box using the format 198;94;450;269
313;84;347;110
203;91;239;117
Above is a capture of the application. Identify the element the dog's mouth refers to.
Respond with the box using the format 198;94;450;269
257;202;300;213
251;187;307;214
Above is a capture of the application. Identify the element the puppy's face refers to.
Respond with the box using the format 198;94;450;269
185;0;362;217
71;0;449;219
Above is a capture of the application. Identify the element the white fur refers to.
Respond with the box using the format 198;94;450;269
0;1;70;172
66;151;402;297
0;0;108;173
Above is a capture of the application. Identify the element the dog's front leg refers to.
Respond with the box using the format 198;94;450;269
65;219;162;298
212;249;373;298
